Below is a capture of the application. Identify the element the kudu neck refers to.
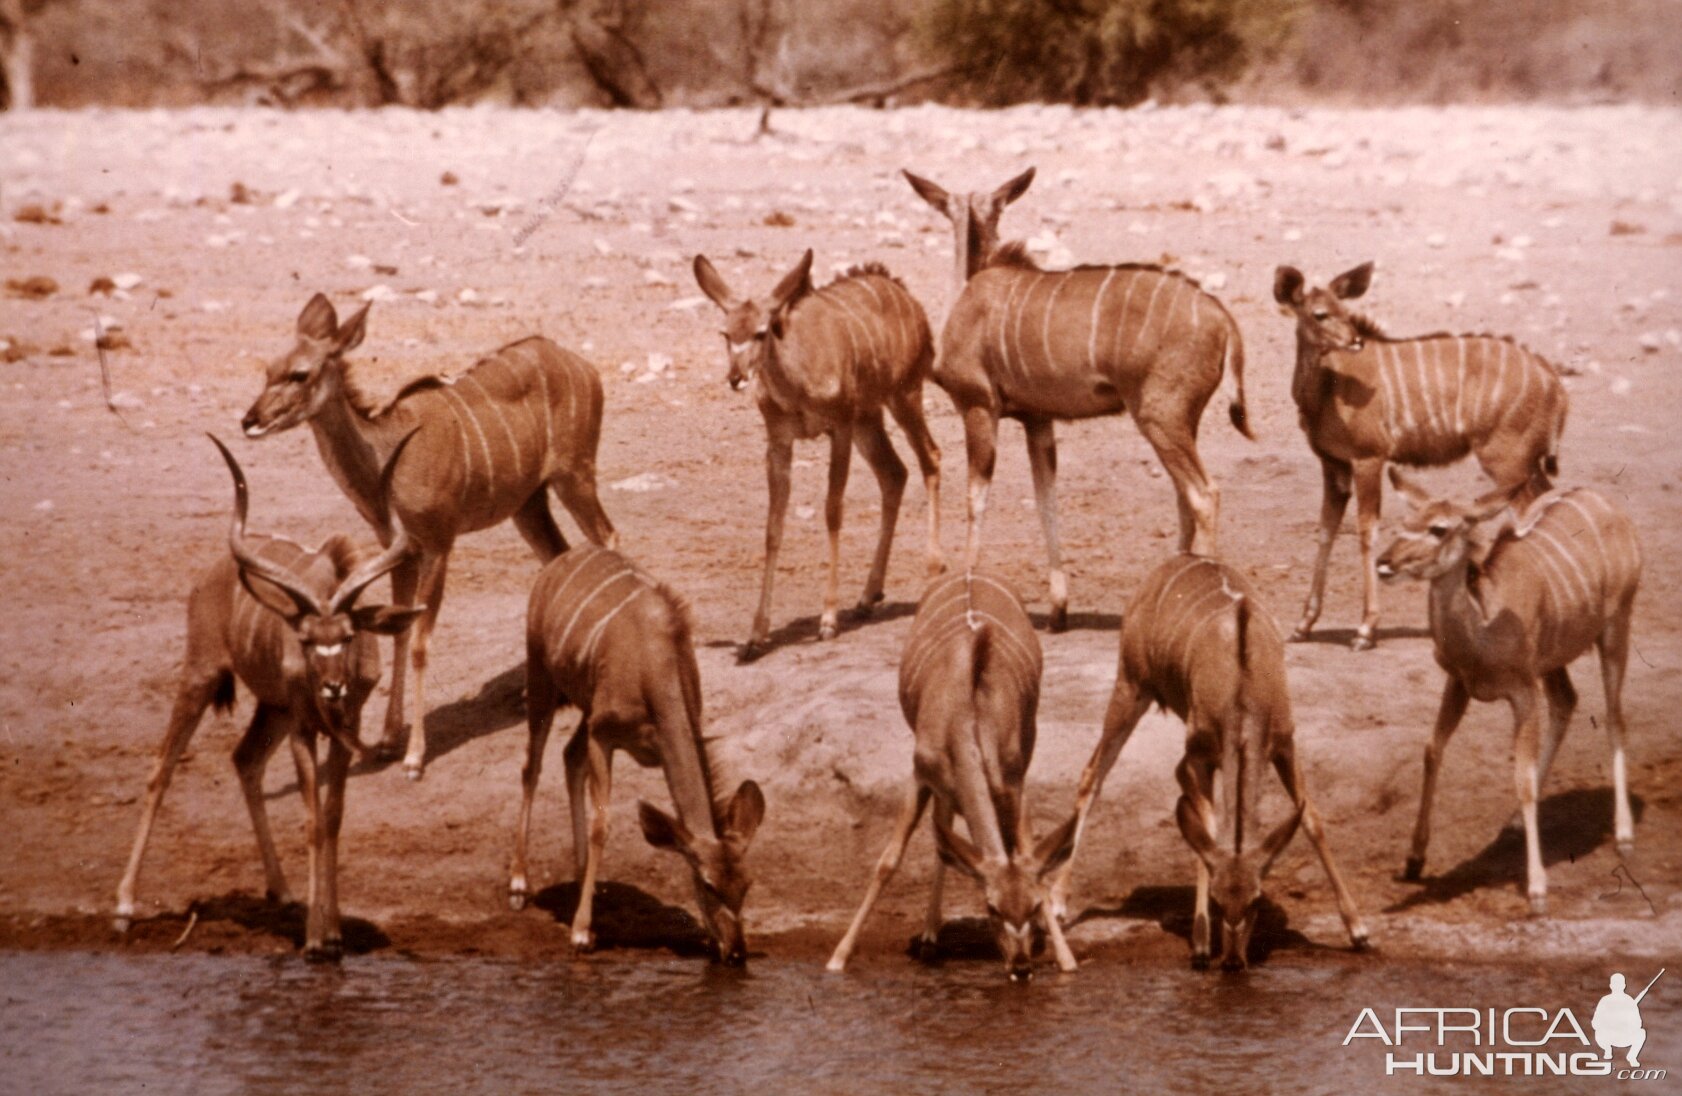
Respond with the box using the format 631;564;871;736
307;362;410;532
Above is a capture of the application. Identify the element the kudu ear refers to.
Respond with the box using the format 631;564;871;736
350;603;426;636
1033;812;1081;880
1330;261;1374;301
334;302;370;354
693;254;736;310
993;166;1035;207
1387;465;1434;507
1259;804;1304;878
1470;479;1528;523
1273;265;1305;306
723;780;766;846
902;169;951;217
932;809;986;881
237;568;307;625
639;800;697;859
297;293;338;341
770;249;814;313
1174;795;1221;872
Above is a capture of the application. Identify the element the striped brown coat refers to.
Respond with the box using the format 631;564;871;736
242;293;617;777
1274;262;1567;649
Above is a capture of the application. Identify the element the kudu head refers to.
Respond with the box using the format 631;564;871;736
210;433;422;751
693;250;814;393
638;780;766;966
1273;262;1373;356
932;808;1078;982
1175;793;1302;972
1376;467;1526;583
242;293;370;438
903;167;1035;289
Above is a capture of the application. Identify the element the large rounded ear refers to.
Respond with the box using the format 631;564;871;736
1470;479;1528;523
1273;265;1305;306
350;603;426;636
1033;812;1081;880
238;569;309;624
932;809;986;881
902;169;952;217
693;254;736;310
334;302;370;354
639;800;697;860
724;780;766;846
993;166;1035;206
769;249;814;312
1174;795;1220;872
1330;261;1374;300
1387;465;1434;507
297;293;338;341
1259;804;1304;878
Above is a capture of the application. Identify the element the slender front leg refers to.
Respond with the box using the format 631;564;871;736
1510;684;1548;915
887;388;943;579
851;412;907;615
402;547;451;780
1048;679;1149;923
1597;601;1636;853
1022;417;1068;632
317;738;352;957
1177;756;1217;969
563;716;591;877
286;729;331;959
917;797;956;958
826;781;931;972
509;664;557;911
1293;458;1352;641
819;424;854;641
744;423;795;661
960;404;1000;570
232;705;294;908
1271;743;1368;949
570;730;614;953
1406;677;1469;881
1041;906;1079;973
379;554;420;752
1351;458;1385;650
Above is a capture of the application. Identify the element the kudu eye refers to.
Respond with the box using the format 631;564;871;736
1312;309;1330;321
288;369;311;382
1428;522;1451;538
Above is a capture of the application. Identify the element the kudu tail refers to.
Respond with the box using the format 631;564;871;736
1222;317;1253;441
1234;594;1251;672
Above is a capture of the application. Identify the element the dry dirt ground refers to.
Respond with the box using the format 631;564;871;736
1;104;1679;971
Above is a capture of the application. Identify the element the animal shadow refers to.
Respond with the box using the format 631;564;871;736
1295;624;1430;647
533;880;713;958
147;892;390;955
715;600;919;662
1386;787;1645;913
345;663;528;780
1073;884;1311;967
1034;609;1122;633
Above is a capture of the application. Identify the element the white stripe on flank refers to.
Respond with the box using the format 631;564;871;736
1559;495;1610;572
1510;346;1531;416
995;274;1027;381
535;362;556;472
1411;342;1435;435
1087;269;1116;375
1128;276;1168;362
1173;587;1235;671
579;584;646;668
437;388;478;513
1152;555;1210;624
1453;338;1467;435
1482;342;1507;427
462;374;525;484
1107;270;1141;368
822;292;863;370
830;285;883;366
1189;286;1201;329
1385;345;1415;436
1521;539;1571;621
552;567;639;663
1531;527;1592;606
1420;342;1448;436
1011;274;1045;384
1041;276;1068;374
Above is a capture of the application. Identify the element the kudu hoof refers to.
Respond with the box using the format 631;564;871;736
571;929;597;954
736;641;766;664
1403;856;1425;882
906;933;939;962
1288;625;1312;643
1351;932;1372;953
817;620;838;642
508;889;528;912
1048;605;1069;634
1350;633;1375;651
1616;839;1636;858
112;914;133;935
1528;894;1548;918
304;940;344;964
403;761;424;782
1190;952;1212;972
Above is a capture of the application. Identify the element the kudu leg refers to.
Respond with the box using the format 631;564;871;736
1406;677;1469;881
1048;682;1150;923
1022;418;1069;633
114;671;224;930
1293;459;1352;642
554;469;618;550
959;405;1000;571
1509;684;1549;915
819;425;854;641
513;488;569;561
744;429;795;661
233;705;294;909
285;730;334;959
1350;459;1385;650
317;738;352;957
1598;601;1637;852
1270;742;1369;949
570;729;615;953
825;781;931;972
401;549;451;780
1176;755;1219;968
563;714;591;877
887;389;944;579
509;665;558;911
851;412;907;616
378;554;420;755
916;797;957;958
1504;668;1576;834
1137;419;1219;557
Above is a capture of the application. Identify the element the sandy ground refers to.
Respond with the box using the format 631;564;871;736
1;103;1679;970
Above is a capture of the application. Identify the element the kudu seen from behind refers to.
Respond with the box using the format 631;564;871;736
827;571;1079;981
115;435;422;960
511;544;766;965
1054;555;1368;971
1274;262;1567;649
693;249;944;661
905;167;1251;630
241;294;617;778
1377;470;1641;915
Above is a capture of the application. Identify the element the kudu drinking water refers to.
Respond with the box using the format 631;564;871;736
511;544;766;964
905;167;1250;629
694;249;944;660
1274;262;1567;649
242;293;617;778
1377;470;1641;915
1052;555;1368;970
826;571;1080;981
114;435;422;960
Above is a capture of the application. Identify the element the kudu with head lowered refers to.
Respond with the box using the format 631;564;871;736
114;435;422;960
511;544;766;964
242;294;617;778
1377;470;1641;915
1274;262;1567;649
693;249;944;661
905;167;1250;630
826;571;1079;981
1053;555;1368;971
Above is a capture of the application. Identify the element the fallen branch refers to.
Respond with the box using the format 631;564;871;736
170;906;200;951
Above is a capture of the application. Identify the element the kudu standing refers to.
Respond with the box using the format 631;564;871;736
1053;555;1368;970
115;435;422;959
905;167;1250;630
693;249;944;661
826;571;1080;981
1274;262;1567;649
242;293;617;778
1377;470;1641;915
511;544;766;964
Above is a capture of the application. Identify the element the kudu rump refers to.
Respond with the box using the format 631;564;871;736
827;571;1079;981
694;250;944;660
1274;262;1567;649
1054;555;1368;970
115;435;422;960
512;544;766;964
905;167;1250;630
242;294;617;778
1378;471;1641;915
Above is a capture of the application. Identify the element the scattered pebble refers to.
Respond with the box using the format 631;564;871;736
5;276;58;299
610;472;675;493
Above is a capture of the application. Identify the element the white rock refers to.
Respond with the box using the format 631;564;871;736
669;196;702;215
1444;291;1466;309
667;296;707;312
1638;332;1662;353
273;189;301;209
200;299;229;314
108;391;144;410
414;289;439;303
34;499;53;512
592;238;614;257
1283;228;1302;242
584;276;609;290
1201;271;1228;292
645;353;673;375
345;254;374;270
1426;233;1447;249
112;272;143;291
619;360;638;375
361;284;397;302
457;288;481;304
610;472;675;493
1610;376;1632;396
795;505;817;521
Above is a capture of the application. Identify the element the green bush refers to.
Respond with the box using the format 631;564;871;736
922;0;1302;106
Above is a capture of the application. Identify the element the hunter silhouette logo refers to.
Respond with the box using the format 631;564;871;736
1594;970;1663;1069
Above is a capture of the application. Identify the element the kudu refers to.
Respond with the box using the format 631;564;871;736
242;293;617;778
1053;555;1368;970
114;434;422;959
827;571;1080;981
1377;469;1641;915
511;543;766;964
1274;262;1567;649
905;167;1250;630
693;249;943;661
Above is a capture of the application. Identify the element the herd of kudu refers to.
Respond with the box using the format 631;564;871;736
114;164;1642;979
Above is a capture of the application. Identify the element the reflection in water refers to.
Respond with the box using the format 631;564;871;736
1;952;1675;1094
